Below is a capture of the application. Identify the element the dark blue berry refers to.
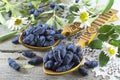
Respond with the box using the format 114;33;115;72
55;29;62;34
75;0;79;3
53;49;62;63
33;10;39;17
22;52;36;58
38;7;45;13
8;58;20;71
84;61;98;68
55;5;60;10
45;60;53;69
66;43;77;52
46;30;55;35
28;2;33;8
56;62;74;72
28;57;43;65
8;10;12;17
12;35;19;44
72;54;80;65
78;67;88;76
53;34;66;40
60;5;64;9
36;36;45;47
29;9;35;14
23;34;34;44
43;53;49;63
49;2;56;9
63;51;73;65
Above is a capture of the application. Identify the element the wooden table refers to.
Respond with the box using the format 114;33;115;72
0;26;108;80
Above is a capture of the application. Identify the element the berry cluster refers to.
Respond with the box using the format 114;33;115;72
22;22;65;47
28;2;45;17
43;42;83;72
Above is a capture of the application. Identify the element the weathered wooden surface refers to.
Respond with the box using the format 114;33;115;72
0;52;109;80
0;26;108;80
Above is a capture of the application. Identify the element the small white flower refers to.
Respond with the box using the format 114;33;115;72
102;42;118;59
6;16;28;30
74;6;90;29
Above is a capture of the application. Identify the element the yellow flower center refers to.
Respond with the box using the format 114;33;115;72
107;47;115;56
79;12;89;22
14;19;22;26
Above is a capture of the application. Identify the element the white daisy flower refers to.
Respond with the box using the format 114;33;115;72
102;42;118;59
6;16;28;30
74;6;90;29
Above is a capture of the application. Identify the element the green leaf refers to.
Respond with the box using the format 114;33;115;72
102;0;114;14
40;10;53;15
111;33;119;39
46;17;54;26
106;28;115;36
0;31;17;42
98;25;113;33
115;25;120;34
99;51;110;67
55;15;67;27
88;39;102;49
109;39;120;47
117;46;120;57
0;13;6;25
54;20;61;30
98;34;109;41
69;5;79;13
66;13;75;23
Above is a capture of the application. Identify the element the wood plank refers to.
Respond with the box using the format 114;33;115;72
0;53;108;80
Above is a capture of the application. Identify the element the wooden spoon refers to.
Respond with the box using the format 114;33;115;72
19;33;60;51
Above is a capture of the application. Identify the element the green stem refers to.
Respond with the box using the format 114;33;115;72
0;31;17;42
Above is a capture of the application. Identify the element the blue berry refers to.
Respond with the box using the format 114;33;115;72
63;51;73;65
8;58;20;71
22;52;36;58
29;9;35;14
12;35;19;44
78;67;88;76
49;2;56;9
45;60;53;69
60;5;64;9
54;34;66;40
28;57;43;65
38;7;45;13
28;2;33;8
55;5;60;10
56;62;74;72
75;0;79;3
84;61;98;68
66;43;77;52
8;10;12;17
23;34;34;44
33;10;39;17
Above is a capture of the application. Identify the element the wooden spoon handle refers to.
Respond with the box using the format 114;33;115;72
76;9;118;48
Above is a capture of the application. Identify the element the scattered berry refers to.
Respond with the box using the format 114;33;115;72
75;0;79;3
22;52;36;58
78;67;88;76
8;58;20;71
7;10;12;17
84;61;98;68
38;7;45;13
28;57;43;65
12;35;19;44
28;2;33;8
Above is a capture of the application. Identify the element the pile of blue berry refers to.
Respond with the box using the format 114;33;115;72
43;42;83;72
22;22;65;47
